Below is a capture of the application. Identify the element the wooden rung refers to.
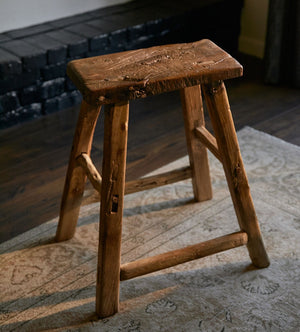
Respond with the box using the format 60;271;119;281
80;166;192;205
120;231;248;281
125;166;192;195
194;126;221;162
76;153;102;193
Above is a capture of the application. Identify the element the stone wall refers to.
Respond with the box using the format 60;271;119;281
0;0;243;129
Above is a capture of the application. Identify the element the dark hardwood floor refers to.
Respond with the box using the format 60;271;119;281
1;68;300;243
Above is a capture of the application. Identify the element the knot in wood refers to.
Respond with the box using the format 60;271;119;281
207;80;222;95
233;162;242;189
129;87;147;99
120;123;128;131
72;186;82;194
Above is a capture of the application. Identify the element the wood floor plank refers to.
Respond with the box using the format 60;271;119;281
254;105;300;146
0;79;299;243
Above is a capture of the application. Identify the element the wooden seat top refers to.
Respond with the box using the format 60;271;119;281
67;39;243;105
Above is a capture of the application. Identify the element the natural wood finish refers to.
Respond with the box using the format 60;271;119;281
55;101;101;241
195;125;221;161
180;85;212;201
202;81;270;268
126;166;191;194
96;101;129;318
67;39;243;105
120;231;248;281
80;166;192;203
81;167;192;205
76;153;102;193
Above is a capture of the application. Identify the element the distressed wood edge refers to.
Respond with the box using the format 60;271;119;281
78;71;243;106
96;101;130;318
66;39;243;106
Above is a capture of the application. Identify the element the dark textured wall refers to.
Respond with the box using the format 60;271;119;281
0;0;243;129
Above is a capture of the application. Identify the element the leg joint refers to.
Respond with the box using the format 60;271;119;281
204;80;223;95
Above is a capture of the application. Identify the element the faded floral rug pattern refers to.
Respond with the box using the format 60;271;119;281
0;127;299;331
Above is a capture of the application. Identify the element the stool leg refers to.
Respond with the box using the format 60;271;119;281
56;101;101;241
96;101;129;318
202;81;270;268
180;85;212;201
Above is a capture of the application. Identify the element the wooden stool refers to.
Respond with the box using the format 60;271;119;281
55;39;269;318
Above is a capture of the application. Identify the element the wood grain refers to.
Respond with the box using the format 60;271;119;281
202;81;270;268
180;85;212;201
76;153;102;192
67;39;243;105
55;101;101;241
96;101;129;318
195;125;221;161
80;166;192;203
125;166;192;194
120;231;248;281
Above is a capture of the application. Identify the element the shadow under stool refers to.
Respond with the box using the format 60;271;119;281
55;39;270;318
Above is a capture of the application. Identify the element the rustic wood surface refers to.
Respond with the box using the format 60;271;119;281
55;101;101;241
78;166;192;206
124;166;192;195
180;85;212;201
195;125;221;161
96;101;129;318
81;165;192;200
202;81;270;268
120;231;248;281
67;39;242;105
76;153;102;193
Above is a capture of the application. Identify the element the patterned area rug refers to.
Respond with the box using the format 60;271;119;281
0;127;299;332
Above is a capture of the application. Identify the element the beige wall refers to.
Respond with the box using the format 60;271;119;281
239;0;270;58
0;0;130;33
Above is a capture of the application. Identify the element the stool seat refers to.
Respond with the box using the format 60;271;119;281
67;39;243;105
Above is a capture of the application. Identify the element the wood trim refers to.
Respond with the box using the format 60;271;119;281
120;231;248;281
